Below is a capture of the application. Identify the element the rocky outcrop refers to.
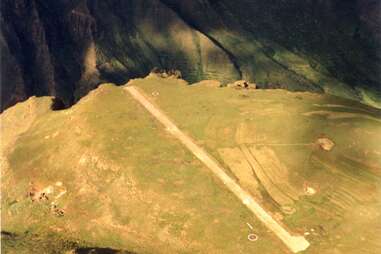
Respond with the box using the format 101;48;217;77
1;0;56;108
161;0;381;104
1;0;380;111
1;0;99;110
90;0;240;84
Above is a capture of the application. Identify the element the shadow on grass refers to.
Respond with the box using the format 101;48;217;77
75;247;136;254
1;231;136;254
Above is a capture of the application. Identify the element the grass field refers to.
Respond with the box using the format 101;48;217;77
2;75;381;253
127;74;381;253
2;83;287;253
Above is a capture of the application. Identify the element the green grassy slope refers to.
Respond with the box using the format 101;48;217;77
2;75;381;253
1;84;286;254
129;75;381;254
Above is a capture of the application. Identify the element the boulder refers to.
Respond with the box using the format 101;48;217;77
317;137;335;151
227;80;256;89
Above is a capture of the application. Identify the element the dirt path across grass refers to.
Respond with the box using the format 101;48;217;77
124;86;310;253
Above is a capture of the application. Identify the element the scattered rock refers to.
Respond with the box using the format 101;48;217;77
305;186;316;195
28;184;54;202
39;192;49;201
317;137;335;151
303;182;317;196
28;187;38;201
169;69;182;79
227;80;256;89
51;203;65;217
150;67;182;79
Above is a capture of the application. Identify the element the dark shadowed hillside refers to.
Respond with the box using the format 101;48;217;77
1;0;380;110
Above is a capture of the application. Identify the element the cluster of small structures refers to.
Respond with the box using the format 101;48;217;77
149;67;263;91
28;182;66;217
150;67;182;79
28;185;52;202
51;203;65;217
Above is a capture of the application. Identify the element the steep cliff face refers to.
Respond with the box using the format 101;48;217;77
1;0;56;109
90;0;240;84
161;0;381;103
1;0;98;110
1;0;380;111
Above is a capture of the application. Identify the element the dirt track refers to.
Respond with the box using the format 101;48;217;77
124;86;310;253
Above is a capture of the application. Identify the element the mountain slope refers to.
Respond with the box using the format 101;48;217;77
1;0;380;111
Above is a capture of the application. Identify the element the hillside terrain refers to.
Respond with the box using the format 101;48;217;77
1;0;380;111
1;75;381;253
